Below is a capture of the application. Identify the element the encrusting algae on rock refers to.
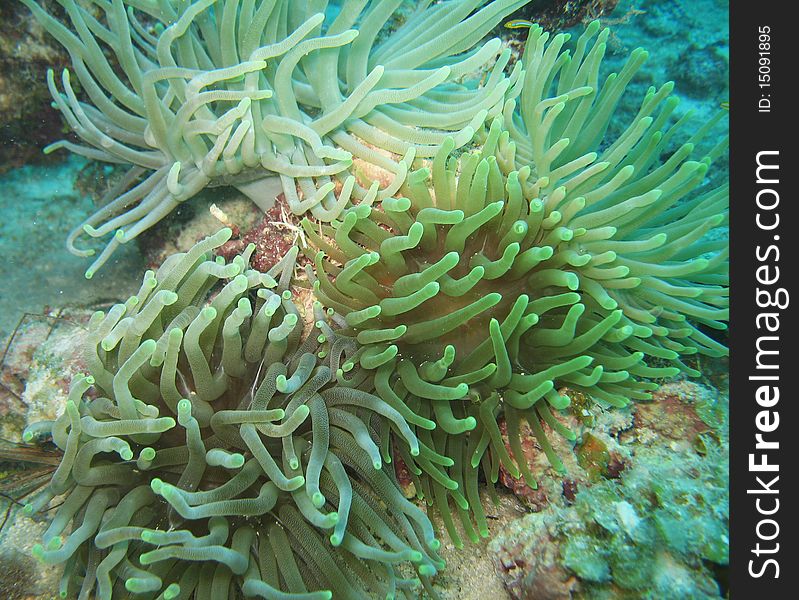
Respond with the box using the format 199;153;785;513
490;380;729;599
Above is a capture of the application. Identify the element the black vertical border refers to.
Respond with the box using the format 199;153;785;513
729;1;796;595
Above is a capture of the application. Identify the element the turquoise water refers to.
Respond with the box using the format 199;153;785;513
0;157;144;341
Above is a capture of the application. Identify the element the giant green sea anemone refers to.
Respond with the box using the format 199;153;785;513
24;229;444;600
306;21;729;545
22;0;526;277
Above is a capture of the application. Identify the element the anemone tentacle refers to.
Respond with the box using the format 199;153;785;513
22;0;527;276
27;230;442;600
308;20;728;545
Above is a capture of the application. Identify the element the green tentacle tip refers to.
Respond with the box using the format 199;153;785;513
46;536;63;551
164;583;181;600
213;227;233;242
330;533;343;546
418;564;437;577
177;398;192;421
32;544;44;561
565;272;579;290
140;530;156;543
207;448;245;469
312;492;326;509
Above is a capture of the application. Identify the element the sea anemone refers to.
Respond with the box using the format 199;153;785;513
22;0;526;277
23;229;443;600
306;21;729;545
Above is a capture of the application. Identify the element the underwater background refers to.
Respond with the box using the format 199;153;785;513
0;0;728;598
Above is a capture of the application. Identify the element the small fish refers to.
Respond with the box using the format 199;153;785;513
504;19;535;29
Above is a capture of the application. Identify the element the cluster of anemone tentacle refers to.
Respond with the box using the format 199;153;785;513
21;0;527;277
305;20;728;546
19;1;729;598
25;229;444;600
